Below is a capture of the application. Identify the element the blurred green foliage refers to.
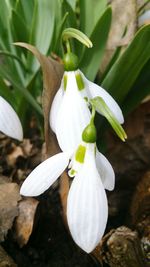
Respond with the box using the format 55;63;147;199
0;0;150;134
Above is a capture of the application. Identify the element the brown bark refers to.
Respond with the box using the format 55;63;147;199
130;171;150;263
93;226;146;267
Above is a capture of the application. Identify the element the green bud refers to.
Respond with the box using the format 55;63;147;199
82;123;97;143
63;52;79;71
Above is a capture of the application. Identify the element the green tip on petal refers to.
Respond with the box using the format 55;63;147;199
82;123;97;143
63;74;67;90
75;145;86;163
63;52;79;71
75;72;85;91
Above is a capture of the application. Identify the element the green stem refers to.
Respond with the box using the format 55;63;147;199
0;51;25;69
90;104;96;124
66;40;71;53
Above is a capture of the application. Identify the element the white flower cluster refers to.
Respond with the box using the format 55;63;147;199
20;69;124;253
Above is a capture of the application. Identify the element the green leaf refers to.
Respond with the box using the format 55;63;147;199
101;46;122;82
62;1;77;29
79;0;107;36
102;25;150;104
0;0;13;50
0;78;16;106
0;2;26;85
79;7;112;81
91;97;127;141
4;0;17;9
66;0;76;10
11;9;29;43
54;1;77;54
62;28;93;48
26;0;55;76
0;50;25;67
53;12;69;54
0;60;42;115
15;0;34;26
0;50;25;86
122;59;150;114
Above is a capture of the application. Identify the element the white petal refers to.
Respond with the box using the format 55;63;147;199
67;143;108;253
20;152;70;196
0;97;23;141
55;71;91;152
79;70;124;124
96;150;115;191
49;87;63;133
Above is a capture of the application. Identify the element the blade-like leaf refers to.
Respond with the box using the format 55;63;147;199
15;0;34;25
0;1;26;85
11;9;29;43
26;0;55;77
66;0;76;10
54;1;77;54
122;59;150;114
0;1;13;50
0;78;16;106
91;97;127;141
101;46;122;82
102;25;150;103
62;1;77;29
79;7;112;81
0;60;42;115
79;0;107;36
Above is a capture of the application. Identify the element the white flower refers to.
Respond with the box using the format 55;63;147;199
20;141;114;253
0;96;23;141
50;70;124;152
50;71;91;152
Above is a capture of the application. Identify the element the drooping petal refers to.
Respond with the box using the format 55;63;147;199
49;87;63;133
67;143;108;253
20;152;70;197
96;150;115;191
79;70;124;124
55;71;91;152
0;97;23;141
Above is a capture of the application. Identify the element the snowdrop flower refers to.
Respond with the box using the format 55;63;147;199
50;71;91;152
50;69;124;152
0;96;23;141
20;121;114;253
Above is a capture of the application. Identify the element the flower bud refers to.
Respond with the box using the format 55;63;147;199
82;123;97;143
63;52;79;71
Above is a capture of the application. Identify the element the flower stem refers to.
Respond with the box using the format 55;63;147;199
66;40;71;53
90;104;96;124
